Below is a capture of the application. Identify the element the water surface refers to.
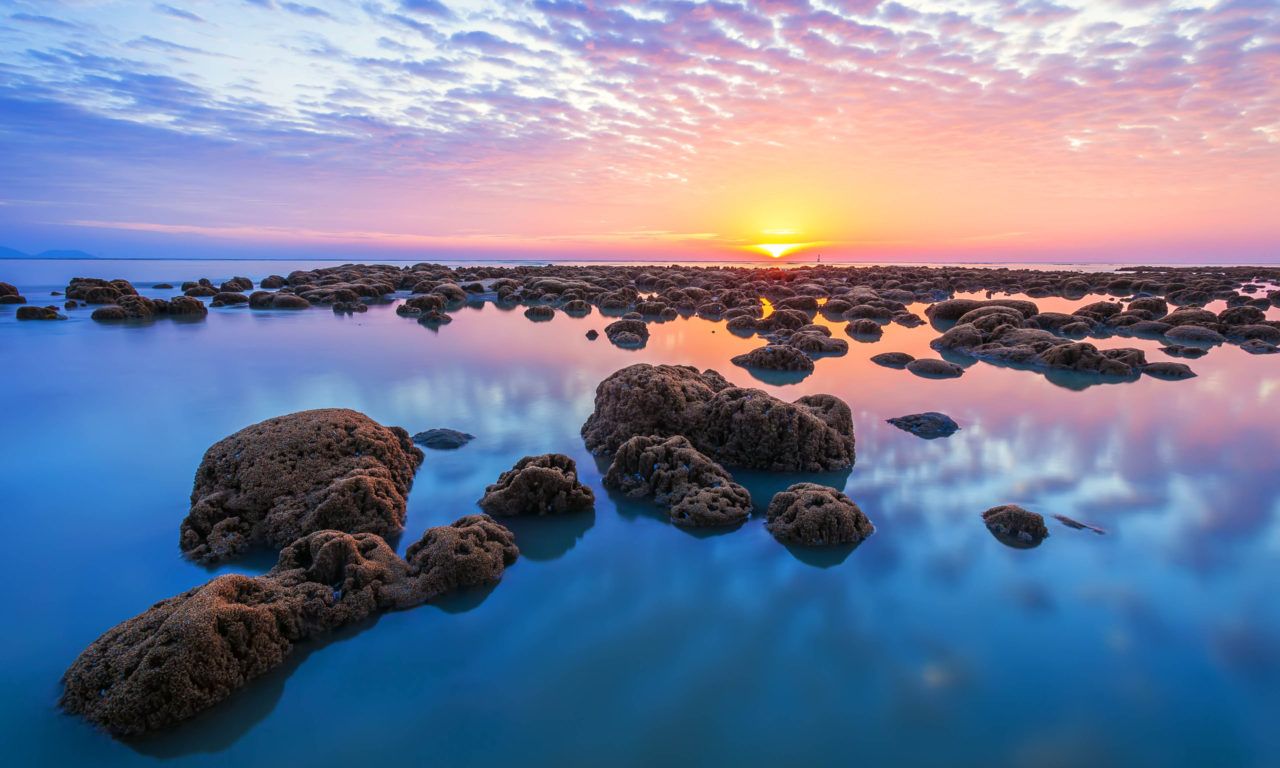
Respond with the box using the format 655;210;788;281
2;260;1278;767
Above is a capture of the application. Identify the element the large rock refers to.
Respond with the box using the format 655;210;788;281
477;453;595;516
581;364;855;471
982;504;1048;548
766;483;874;546
179;409;424;564
603;435;751;527
61;518;517;737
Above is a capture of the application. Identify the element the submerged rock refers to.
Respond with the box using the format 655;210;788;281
603;434;751;528
412;428;476;450
982;504;1049;548
581;364;856;471
524;305;555;321
477;453;595;516
887;412;960;439
766;483;874;546
179;409;424;564
61;518;517;737
1241;339;1279;355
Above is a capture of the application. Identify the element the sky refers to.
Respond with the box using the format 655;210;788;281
0;0;1277;262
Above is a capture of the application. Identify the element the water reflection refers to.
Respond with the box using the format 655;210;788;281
1;261;1278;767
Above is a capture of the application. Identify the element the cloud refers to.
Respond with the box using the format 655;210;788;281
153;4;204;23
0;0;1276;258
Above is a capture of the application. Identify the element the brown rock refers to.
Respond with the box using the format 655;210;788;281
766;483;874;546
179;409;424;564
477;453;595;516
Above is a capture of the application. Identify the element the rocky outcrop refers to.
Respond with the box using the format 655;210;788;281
179;409;424;564
603;435;751;528
61;518;517;737
477;453;595;516
982;504;1048;548
581;364;856;472
766;483;874;546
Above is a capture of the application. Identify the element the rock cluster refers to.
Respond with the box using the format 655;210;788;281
603;435;752;527
581;364;856;472
62;517;517;736
179;409;424;564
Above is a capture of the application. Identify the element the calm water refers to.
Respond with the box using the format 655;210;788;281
2;260;1279;767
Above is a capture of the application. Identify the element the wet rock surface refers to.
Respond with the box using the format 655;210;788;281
766;483;874;546
179;409;424;564
604;434;751;528
581;364;856;471
478;453;595;516
906;358;965;378
61;517;518;737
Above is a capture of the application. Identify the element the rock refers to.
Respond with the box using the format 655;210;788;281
784;330;848;356
731;344;815;372
1165;325;1225;345
0;281;18;298
844;318;883;339
477;454;595;516
887;412;960;439
271;293;311;310
211;292;249;307
1143;362;1196;380
412;428;475;450
90;305;129;321
604;319;649;348
524;305;555;321
603;434;751;528
581;364;856;471
906;358;965;378
982;504;1048;548
870;352;914;369
179;409;424;564
260;275;287;289
184;285;218;297
1037;342;1144;377
1241;339;1279;355
586;329;599;340
61;518;517;737
220;277;253;293
1159;344;1206;359
66;277;138;304
166;295;208;316
16;305;64;320
766;483;874;546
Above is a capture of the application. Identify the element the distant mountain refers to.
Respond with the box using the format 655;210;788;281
36;249;98;259
0;247;99;259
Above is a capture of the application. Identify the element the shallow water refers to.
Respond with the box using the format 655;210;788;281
2;260;1279;767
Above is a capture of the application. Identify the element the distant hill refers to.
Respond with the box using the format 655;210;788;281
0;247;99;259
